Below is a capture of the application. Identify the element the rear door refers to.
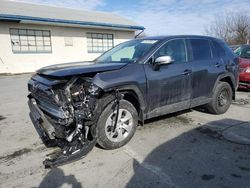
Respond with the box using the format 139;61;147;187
144;39;192;118
188;38;225;107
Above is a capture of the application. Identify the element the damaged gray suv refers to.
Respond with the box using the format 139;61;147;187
28;35;239;167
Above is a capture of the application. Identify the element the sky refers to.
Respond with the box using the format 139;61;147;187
13;0;250;35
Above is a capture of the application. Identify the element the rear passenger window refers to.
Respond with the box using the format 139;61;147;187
190;39;212;61
212;41;226;58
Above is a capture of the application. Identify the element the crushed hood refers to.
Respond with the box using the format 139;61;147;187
37;61;128;77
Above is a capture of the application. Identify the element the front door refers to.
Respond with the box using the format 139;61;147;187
144;39;192;119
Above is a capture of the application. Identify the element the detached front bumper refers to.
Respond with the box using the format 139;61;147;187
28;98;57;147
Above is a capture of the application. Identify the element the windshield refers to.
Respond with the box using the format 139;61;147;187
95;39;159;64
235;46;250;59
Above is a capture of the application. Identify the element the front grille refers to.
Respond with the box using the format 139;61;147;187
28;80;68;119
28;79;59;109
33;88;58;107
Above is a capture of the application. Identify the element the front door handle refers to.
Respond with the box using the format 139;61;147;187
182;69;192;75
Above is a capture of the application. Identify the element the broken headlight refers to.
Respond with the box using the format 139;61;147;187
88;83;101;96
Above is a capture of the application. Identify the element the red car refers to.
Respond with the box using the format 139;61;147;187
235;45;250;90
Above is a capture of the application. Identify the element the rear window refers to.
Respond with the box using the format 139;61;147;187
190;39;212;61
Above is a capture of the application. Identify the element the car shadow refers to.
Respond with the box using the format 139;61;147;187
126;118;250;188
39;168;82;188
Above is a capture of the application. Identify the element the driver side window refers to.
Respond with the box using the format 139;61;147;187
154;39;187;64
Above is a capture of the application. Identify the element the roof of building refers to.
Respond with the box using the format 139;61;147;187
0;0;144;31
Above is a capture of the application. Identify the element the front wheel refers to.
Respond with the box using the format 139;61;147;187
206;81;232;114
97;99;138;150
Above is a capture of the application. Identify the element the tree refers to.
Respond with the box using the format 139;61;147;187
205;12;250;45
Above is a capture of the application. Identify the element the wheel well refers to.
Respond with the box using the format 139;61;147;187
219;76;235;100
99;90;141;114
122;91;140;115
120;90;145;125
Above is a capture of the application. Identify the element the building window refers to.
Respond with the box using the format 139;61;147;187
87;33;113;53
10;28;52;53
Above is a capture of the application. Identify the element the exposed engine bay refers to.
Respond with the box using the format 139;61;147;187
28;74;118;168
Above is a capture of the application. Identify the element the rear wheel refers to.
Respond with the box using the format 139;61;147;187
206;81;232;114
97;99;138;149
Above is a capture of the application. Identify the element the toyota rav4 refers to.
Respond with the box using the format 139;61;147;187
28;35;239;167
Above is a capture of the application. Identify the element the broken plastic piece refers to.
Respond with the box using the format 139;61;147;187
43;138;97;168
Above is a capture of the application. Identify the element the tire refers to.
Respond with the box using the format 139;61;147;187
97;99;138;150
206;81;232;114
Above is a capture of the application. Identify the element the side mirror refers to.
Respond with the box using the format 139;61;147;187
153;56;173;71
155;56;173;65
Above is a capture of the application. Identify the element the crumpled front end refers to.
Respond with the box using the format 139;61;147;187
28;74;102;168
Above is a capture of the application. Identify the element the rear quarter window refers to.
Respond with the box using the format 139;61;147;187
190;39;212;61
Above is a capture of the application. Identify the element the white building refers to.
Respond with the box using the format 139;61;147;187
0;0;144;73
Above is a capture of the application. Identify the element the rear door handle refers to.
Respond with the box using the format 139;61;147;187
182;69;192;75
215;62;222;68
